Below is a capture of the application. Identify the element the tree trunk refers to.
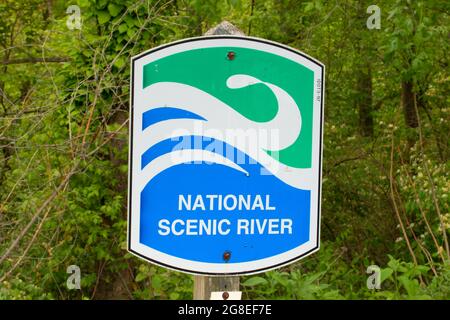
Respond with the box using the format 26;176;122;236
402;81;418;128
356;64;374;137
354;1;374;137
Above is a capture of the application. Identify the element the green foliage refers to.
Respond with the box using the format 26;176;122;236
0;0;448;300
241;247;450;300
0;279;53;300
133;264;193;300
372;256;450;299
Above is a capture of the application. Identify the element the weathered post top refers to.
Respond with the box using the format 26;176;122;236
204;21;245;36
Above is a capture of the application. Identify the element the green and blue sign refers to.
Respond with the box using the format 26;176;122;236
128;36;324;275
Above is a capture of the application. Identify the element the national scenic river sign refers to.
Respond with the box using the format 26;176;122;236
128;36;324;275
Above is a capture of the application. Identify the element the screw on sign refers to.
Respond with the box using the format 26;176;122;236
128;21;325;299
223;251;231;262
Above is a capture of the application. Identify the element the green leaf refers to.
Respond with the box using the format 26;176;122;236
97;11;110;25
118;23;128;34
398;275;419;297
304;2;314;12
124;15;135;28
135;273;147;282
380;268;393;283
107;3;122;17
387;255;400;271
98;0;108;8
127;28;135;38
151;276;162;290
113;56;126;69
242;276;267;287
169;292;180;300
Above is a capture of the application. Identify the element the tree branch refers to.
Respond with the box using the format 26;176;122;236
1;57;70;65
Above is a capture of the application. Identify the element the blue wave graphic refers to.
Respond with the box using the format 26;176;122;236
142;107;205;131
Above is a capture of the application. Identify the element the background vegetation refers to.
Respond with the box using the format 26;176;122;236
0;0;448;299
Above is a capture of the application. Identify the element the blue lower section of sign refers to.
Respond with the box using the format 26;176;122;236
139;161;310;264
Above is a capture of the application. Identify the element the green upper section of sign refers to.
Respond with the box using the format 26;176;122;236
142;46;314;168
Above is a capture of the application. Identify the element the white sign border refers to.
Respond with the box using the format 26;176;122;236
128;35;325;276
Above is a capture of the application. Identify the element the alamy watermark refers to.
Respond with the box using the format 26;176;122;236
66;5;82;30
366;5;381;30
366;265;381;290
66;265;81;290
168;123;282;175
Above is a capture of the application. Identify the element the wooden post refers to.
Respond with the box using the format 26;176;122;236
193;276;240;300
193;21;245;300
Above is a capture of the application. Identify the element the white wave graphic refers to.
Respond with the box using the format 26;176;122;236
136;150;249;192
134;74;315;190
